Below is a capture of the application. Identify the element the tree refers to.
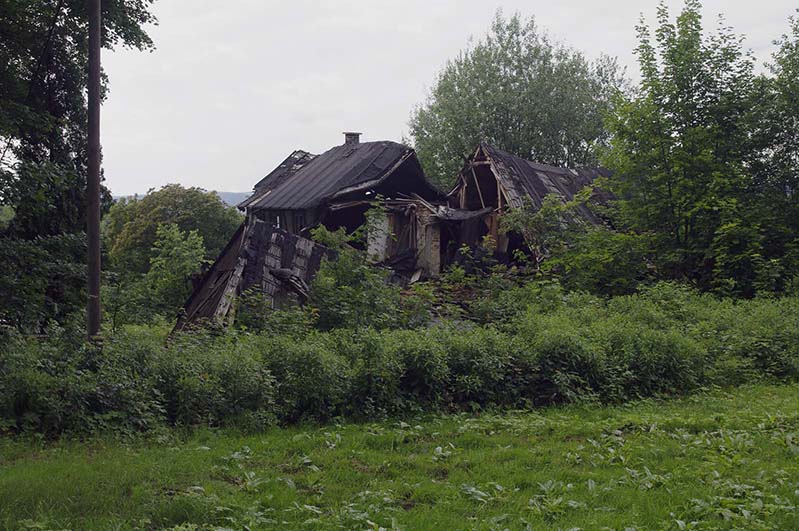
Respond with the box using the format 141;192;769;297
0;161;113;238
409;11;624;187
0;233;86;331
0;0;155;238
745;11;799;292
603;1;766;293
104;184;243;274
1;0;155;166
146;223;205;314
500;191;651;296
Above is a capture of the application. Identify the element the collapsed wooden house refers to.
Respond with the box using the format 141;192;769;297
175;134;452;330
175;137;609;330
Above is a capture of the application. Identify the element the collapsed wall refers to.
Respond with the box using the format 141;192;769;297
174;220;335;331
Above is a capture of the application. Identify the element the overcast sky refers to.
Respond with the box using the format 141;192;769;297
102;0;797;195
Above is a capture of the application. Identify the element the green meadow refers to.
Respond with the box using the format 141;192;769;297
2;383;798;530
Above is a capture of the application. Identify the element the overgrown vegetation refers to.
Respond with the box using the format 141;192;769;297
0;0;159;332
601;2;799;297
412;2;799;299
3;280;797;437
1;2;798;527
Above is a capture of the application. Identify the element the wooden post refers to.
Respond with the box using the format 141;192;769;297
87;0;102;339
471;167;486;209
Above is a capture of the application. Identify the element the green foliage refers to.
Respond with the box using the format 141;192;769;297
602;2;799;296
0;1;154;241
0;1;156;331
2;284;799;438
500;195;575;264
256;334;351;422
101;273;157;332
546;228;652;296
100;223;206;329
146;223;206;315
104;185;242;274
0;204;12;230
1;0;155;168
234;289;314;336
0;161;113;239
409;10;624;186
0;233;86;330
499;192;651;295
153;332;276;429
309;225;405;331
0;323;164;436
0;325;276;435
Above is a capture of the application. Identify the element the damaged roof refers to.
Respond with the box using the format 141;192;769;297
480;144;611;223
238;150;316;209
245;141;443;211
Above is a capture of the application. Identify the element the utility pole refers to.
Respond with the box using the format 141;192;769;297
87;0;101;339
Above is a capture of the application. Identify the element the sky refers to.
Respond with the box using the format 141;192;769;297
102;0;797;196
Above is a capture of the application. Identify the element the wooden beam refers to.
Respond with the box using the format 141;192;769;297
470;167;486;209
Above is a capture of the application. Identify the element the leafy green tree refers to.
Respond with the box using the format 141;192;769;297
105;184;243;274
409;11;624;186
146;223;205;315
1;0;155;165
603;1;765;292
744;11;799;293
0;1;156;329
0;1;155;238
0;162;113;238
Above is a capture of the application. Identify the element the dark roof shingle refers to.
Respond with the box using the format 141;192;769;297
238;150;316;209
482;144;610;224
249;141;420;211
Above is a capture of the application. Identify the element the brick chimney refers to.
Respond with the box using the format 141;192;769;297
343;132;361;145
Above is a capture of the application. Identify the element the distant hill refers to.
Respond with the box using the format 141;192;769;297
113;191;252;207
215;191;251;206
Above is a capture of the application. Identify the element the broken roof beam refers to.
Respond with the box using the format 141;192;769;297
470;167;487;209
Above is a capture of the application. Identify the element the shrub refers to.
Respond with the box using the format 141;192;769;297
389;329;450;406
256;334;351;422
439;327;514;407
332;329;405;417
0;324;163;436
591;320;705;400
2;283;798;438
153;332;276;429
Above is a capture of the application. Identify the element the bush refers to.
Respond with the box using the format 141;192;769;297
0;324;163;436
439;327;514;408
153;332;276;429
2;282;798;438
256;334;351;422
389;329;450;407
332;329;405;417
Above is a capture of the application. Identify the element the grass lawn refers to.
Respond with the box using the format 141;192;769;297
1;384;798;530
